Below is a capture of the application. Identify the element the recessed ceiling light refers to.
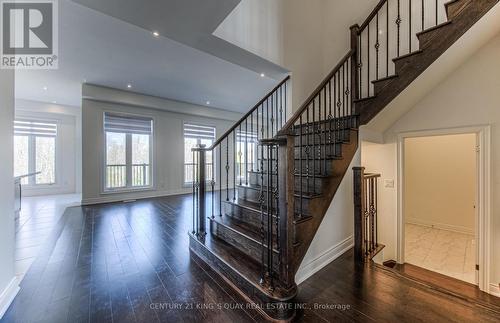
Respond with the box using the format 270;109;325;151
152;31;160;37
43;86;48;90
260;73;265;78
206;101;211;105
127;84;132;89
83;79;87;83
379;30;383;35
52;101;57;104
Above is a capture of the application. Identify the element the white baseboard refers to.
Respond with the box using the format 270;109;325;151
295;236;353;285
490;283;500;297
0;277;19;319
406;218;474;235
81;188;191;205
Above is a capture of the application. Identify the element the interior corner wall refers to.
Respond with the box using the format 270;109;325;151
81;89;240;205
213;0;285;66
0;70;18;317
404;134;476;234
363;32;500;288
15;100;82;196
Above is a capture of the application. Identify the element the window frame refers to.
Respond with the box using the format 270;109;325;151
183;122;216;186
102;111;155;194
13;118;59;187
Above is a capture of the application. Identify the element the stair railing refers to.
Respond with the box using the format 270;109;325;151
353;167;383;261
191;76;291;284
356;0;448;99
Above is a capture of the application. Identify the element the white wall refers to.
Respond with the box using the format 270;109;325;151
15;100;82;196
0;70;18;318
362;32;500;290
404;134;476;234
82;85;242;205
214;0;285;66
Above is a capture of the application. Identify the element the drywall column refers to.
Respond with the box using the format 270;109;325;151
0;70;18;317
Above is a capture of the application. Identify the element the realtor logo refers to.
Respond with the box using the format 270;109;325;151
1;0;58;69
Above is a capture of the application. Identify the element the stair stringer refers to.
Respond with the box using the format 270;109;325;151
291;129;359;273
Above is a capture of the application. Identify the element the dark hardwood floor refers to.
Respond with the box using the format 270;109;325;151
2;194;499;323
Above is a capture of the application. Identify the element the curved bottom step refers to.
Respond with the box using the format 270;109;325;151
189;233;298;321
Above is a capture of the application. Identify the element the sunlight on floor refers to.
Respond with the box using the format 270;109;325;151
15;194;81;281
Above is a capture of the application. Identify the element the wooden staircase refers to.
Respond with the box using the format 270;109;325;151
189;0;499;321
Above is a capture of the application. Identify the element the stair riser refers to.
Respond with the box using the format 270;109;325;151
292;116;358;132
248;172;326;193
189;236;296;321
210;219;279;269
294;129;351;144
394;52;423;73
237;186;313;212
222;201;265;231
259;159;334;176
417;23;453;50
294;144;343;159
373;77;397;95
446;0;472;19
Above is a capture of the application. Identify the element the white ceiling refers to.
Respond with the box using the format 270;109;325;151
15;0;289;112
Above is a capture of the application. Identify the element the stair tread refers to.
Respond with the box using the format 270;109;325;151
247;170;329;178
372;74;398;84
238;183;322;199
416;20;453;37
223;198;316;221
211;215;279;251
392;50;424;62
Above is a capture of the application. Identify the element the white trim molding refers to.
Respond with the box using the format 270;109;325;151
396;125;492;294
81;188;191;206
405;217;474;235
295;236;353;285
0;277;19;319
490;283;500;297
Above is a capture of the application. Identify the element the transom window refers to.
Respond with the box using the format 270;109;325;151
13;119;57;186
184;123;216;184
104;112;153;191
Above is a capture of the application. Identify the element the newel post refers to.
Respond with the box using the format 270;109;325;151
278;135;295;289
193;144;207;239
353;167;365;261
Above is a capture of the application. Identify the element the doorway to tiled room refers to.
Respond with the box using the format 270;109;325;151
403;133;477;284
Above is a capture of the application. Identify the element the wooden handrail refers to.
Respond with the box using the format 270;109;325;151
358;0;388;32
278;50;355;135
203;75;290;151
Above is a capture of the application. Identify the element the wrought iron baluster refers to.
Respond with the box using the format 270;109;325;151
387;0;390;77
376;12;380;80
397;0;401;57
422;0;425;31
312;99;316;195
219;145;222;216
245;119;248;185
226;138;229;201
192;151;196;234
259;144;266;284
367;23;370;96
299;115;304;217
409;0;412;52
233;131;236;201
436;0;438;25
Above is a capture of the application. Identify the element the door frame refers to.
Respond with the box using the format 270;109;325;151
396;125;491;293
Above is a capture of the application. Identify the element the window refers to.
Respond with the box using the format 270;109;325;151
236;130;258;180
13;119;57;186
184;123;216;184
104;113;153;191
